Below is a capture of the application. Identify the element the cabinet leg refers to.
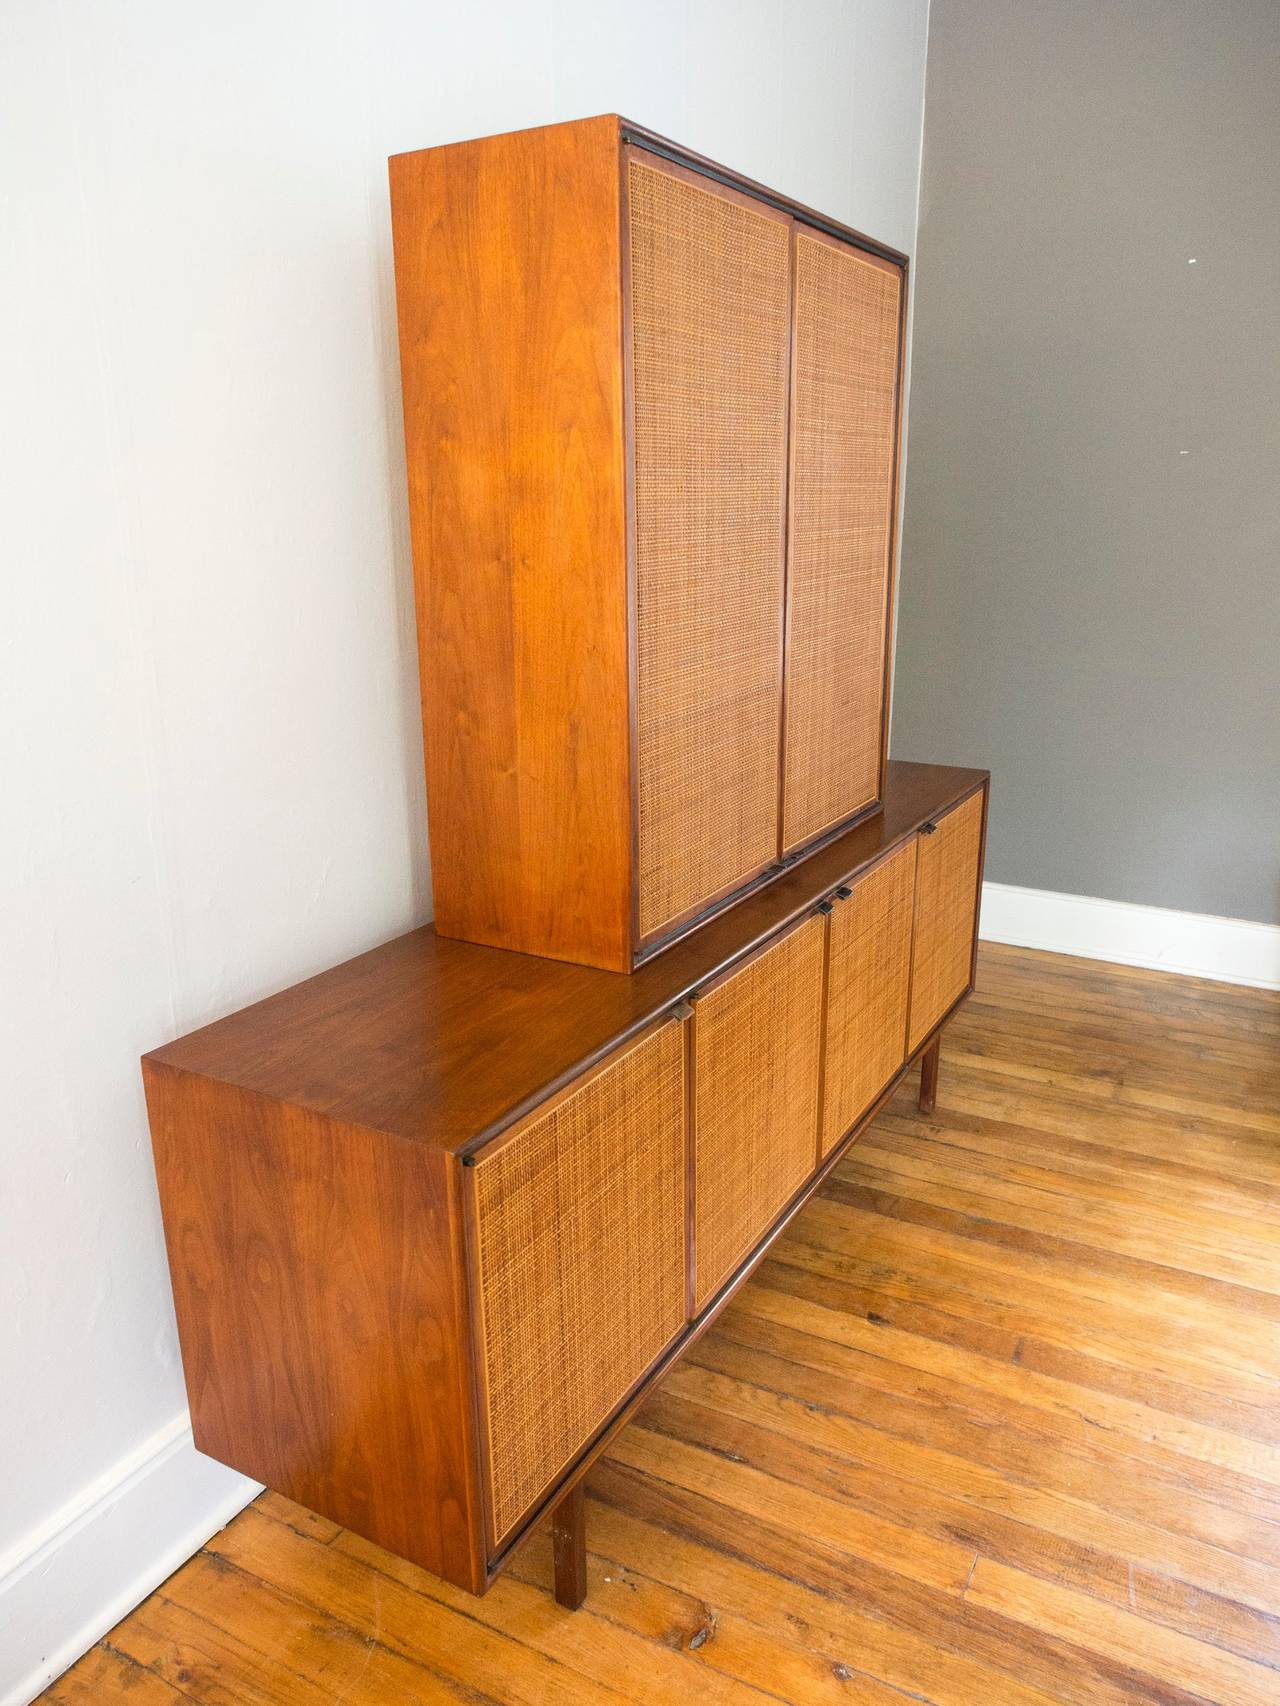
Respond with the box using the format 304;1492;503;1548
918;1035;940;1115
552;1481;587;1610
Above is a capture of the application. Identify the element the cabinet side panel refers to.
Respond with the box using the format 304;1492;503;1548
470;1021;686;1552
693;915;826;1308
822;840;916;1155
908;789;986;1052
143;1062;484;1592
783;233;904;853
628;154;792;941
389;116;632;972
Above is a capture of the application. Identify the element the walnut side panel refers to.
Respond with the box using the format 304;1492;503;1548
389;116;633;972
822;840;915;1155
693;915;826;1309
470;1021;687;1552
142;1061;484;1591
908;789;986;1053
783;231;904;853
628;152;792;942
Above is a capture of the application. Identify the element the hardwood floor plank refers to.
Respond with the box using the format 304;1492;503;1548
605;1423;975;1593
43;1642;188;1704
591;1460;1210;1706
206;1509;631;1706
966;1558;1280;1706
329;1524;802;1706
723;1279;1280;1500
536;1496;1074;1706
638;1379;1280;1669
652;1352;1280;1615
819;1175;1280;1323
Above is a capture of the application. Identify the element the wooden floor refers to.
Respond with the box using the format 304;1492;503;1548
45;944;1280;1706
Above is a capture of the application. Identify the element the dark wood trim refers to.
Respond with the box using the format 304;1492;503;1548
903;778;988;1052
551;1482;588;1610
635;789;890;965
618;124;641;968
918;1034;940;1115
623;143;794;965
775;219;800;863
619;119;910;267
462;1012;688;1554
812;909;834;1168
635;851;786;960
878;248;911;807
681;1000;697;1324
970;776;992;991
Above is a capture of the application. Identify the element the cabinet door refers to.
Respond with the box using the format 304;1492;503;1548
782;229;904;854
469;1021;687;1553
908;791;985;1054
692;915;825;1310
822;840;916;1157
627;152;792;944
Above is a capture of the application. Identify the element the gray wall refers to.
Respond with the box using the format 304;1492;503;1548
892;0;1280;925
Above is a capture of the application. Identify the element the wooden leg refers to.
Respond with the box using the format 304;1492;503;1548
918;1035;940;1115
552;1481;587;1610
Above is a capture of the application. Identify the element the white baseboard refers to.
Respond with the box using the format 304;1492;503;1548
0;1414;259;1706
980;880;1280;990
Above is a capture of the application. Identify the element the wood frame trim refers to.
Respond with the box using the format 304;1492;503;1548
618;122;641;969
620;119;910;267
462;1011;689;1553
817;832;917;1158
779;221;908;859
904;779;988;1054
879;245;911;807
479;995;967;1586
685;905;827;1311
812;908;834;1169
623;143;794;958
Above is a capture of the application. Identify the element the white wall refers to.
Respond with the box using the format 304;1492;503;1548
0;3;929;1698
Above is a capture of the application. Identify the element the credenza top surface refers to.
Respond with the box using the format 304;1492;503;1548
144;761;987;1155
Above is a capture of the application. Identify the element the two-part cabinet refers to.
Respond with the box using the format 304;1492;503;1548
390;115;906;971
144;111;989;1619
144;770;987;1595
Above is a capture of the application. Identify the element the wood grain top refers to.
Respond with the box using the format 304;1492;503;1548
144;762;987;1155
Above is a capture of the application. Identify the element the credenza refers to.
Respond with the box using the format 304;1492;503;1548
143;761;987;1609
389;116;907;972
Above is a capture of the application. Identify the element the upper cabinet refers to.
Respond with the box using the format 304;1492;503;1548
390;116;907;972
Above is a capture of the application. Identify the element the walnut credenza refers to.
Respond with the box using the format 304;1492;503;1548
143;762;987;1608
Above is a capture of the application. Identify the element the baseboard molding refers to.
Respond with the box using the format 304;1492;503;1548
980;881;1280;990
1;1414;259;1706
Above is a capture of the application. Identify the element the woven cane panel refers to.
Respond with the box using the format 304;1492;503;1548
693;915;825;1309
783;234;903;853
629;159;791;938
822;841;916;1156
472;1023;687;1550
908;792;984;1054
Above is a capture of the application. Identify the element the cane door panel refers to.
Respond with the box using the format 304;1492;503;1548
907;791;985;1054
782;229;903;854
628;153;792;942
469;1020;687;1552
822;840;916;1156
692;915;826;1310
